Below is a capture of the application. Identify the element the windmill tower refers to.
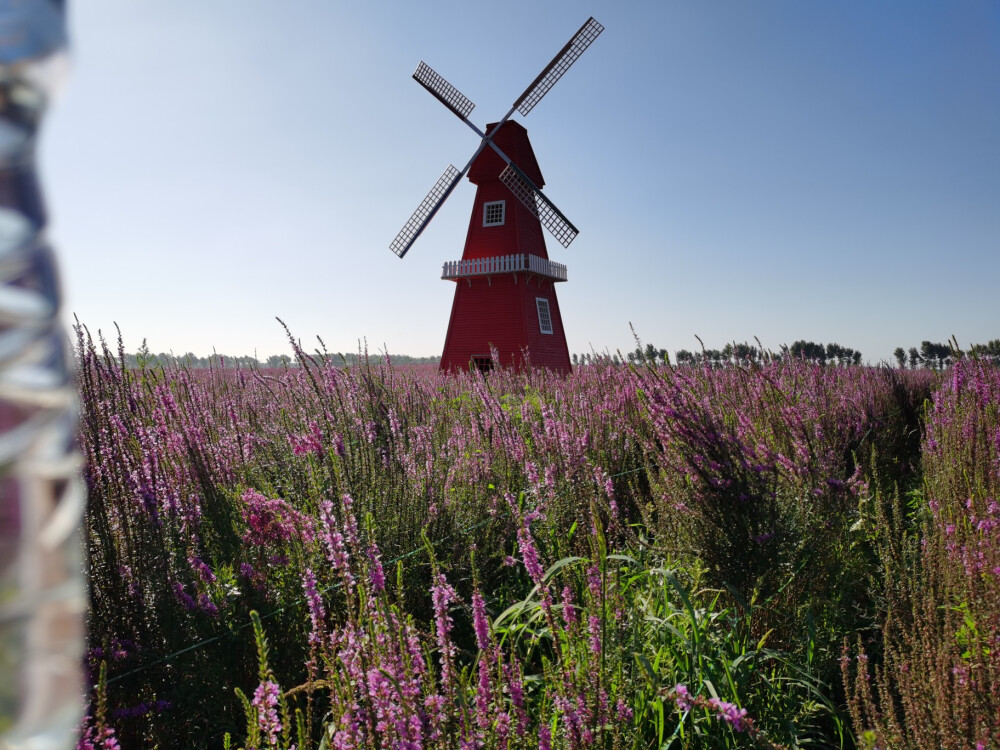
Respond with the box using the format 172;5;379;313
390;17;603;374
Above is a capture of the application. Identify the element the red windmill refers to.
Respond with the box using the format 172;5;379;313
390;18;604;374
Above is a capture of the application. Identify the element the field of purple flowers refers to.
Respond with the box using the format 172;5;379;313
74;327;998;749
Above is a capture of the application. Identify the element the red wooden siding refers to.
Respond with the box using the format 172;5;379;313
440;275;571;373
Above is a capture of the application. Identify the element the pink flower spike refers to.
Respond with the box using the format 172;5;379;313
252;680;283;746
472;590;490;651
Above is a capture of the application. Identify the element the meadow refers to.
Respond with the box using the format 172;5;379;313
75;326;999;749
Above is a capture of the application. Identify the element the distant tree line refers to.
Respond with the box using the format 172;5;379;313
674;342;769;368
116;337;999;372
892;339;1000;369
572;344;676;367
117;340;440;370
673;341;861;368
569;340;861;369
575;338;1000;371
573;352;623;367
570;340;865;369
788;340;863;366
627;343;669;366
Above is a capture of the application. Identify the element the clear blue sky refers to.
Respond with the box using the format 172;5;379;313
43;1;999;363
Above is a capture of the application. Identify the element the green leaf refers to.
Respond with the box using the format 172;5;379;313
493;598;535;631
702;679;719;700
635;652;659;687
542;555;587;584
607;553;638;565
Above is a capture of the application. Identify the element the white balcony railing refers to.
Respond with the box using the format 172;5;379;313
441;253;568;282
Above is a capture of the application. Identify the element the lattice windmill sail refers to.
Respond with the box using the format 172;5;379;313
390;16;603;259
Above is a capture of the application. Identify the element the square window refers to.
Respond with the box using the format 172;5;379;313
483;200;505;227
536;297;553;335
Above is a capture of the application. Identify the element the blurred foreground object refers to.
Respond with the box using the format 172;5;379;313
0;1;85;747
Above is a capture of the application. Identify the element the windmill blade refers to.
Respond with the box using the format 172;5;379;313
413;62;476;122
498;164;579;248
390;165;464;258
513;17;604;117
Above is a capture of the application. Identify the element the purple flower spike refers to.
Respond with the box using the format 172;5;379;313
538;724;552;750
366;544;386;594
472;590;490;651
252;680;282;746
302;567;325;644
431;573;459;692
516;524;545;586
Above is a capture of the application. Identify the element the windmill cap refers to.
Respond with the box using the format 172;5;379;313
469;121;545;188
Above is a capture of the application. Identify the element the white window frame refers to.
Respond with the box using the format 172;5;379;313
482;200;506;227
535;297;553;335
